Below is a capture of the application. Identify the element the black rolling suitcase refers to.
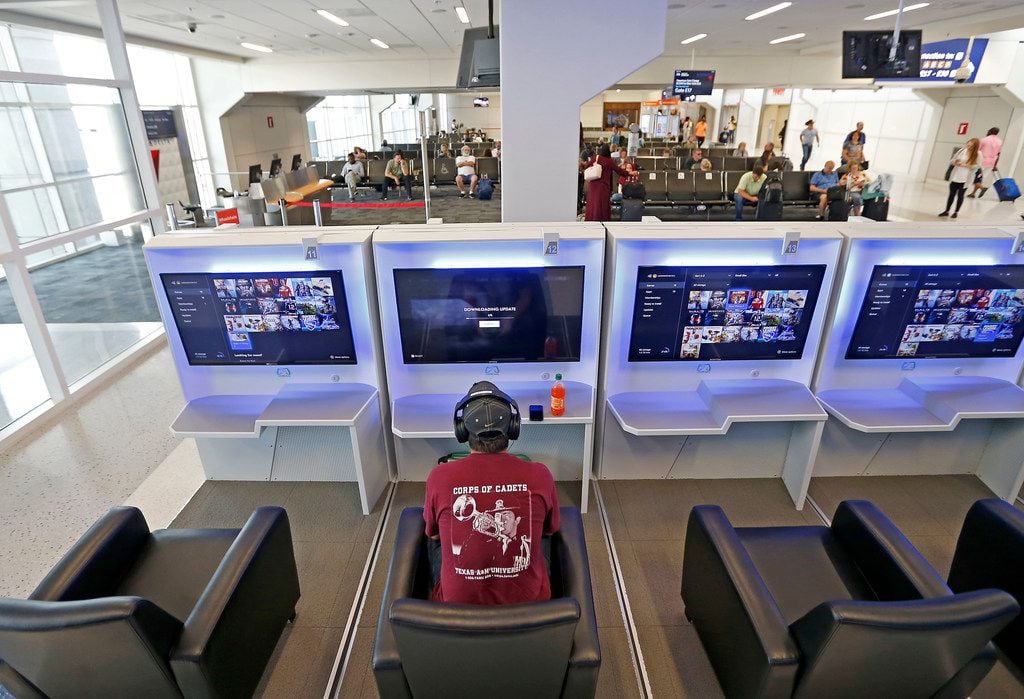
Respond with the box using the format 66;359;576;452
826;185;850;221
756;173;784;221
862;197;889;221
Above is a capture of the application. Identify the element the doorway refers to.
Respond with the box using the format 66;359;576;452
758;104;791;152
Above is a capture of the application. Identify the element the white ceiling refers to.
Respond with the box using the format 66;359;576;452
1;0;500;60
3;0;1024;62
662;0;1024;57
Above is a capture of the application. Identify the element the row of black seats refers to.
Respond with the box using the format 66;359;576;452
312;156;500;185
623;170;819;207
634;155;775;172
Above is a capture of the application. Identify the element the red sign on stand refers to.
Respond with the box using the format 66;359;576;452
957;122;969;136
215;208;240;226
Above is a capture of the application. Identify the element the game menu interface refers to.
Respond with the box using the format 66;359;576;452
628;265;827;361
161;271;356;365
847;265;1024;360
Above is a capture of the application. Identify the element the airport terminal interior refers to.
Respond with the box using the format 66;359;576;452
6;1;1024;698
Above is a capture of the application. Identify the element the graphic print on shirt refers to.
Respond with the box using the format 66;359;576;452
450;484;532;581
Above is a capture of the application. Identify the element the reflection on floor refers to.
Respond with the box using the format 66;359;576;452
170;480;382;699
0;240;160;324
335;480;644;699
0;346;182;598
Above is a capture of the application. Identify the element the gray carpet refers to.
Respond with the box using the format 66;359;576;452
0;240;160;324
322;183;501;227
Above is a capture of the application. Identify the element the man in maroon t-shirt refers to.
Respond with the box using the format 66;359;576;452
424;381;560;605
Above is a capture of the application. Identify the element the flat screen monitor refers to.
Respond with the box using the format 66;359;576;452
672;69;715;97
628;265;827;362
248;164;263;184
842;30;923;79
160;271;356;366
393;266;586;364
290;154;303;172
846;265;1024;360
269;158;282;177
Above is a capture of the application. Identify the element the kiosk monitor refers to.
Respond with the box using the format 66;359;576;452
248;164;263;184
846;265;1024;360
160;271;356;365
393;266;586;364
628;265;827;361
269;158;282;177
291;154;303;171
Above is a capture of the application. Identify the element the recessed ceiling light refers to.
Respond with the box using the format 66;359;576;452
680;33;707;44
769;32;805;44
370;38;389;49
746;2;792;21
864;3;929;20
431;7;446;12
240;42;273;53
455;6;470;23
316;9;349;27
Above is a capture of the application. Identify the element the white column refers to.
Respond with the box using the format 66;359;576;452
500;0;668;222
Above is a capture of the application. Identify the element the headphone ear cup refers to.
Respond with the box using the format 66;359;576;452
507;409;521;441
454;412;469;443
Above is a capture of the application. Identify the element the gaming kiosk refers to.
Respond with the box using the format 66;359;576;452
813;225;1024;501
597;224;844;508
373;223;605;511
144;228;391;514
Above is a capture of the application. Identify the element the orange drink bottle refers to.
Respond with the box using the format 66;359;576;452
550;373;565;416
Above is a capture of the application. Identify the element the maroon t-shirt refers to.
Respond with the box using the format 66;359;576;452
424;452;560;605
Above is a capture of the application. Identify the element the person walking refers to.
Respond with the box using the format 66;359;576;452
940;138;981;219
799;120;819;170
693;115;708;147
583;145;633;222
681;116;693;143
726;116;737;144
970;127;1003;198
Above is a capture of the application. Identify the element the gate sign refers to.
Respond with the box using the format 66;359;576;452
957;122;969;136
881;38;988;82
672;70;716;97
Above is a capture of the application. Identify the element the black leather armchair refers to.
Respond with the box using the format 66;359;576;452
949;498;1024;672
0;506;300;699
681;500;1019;699
373;506;600;698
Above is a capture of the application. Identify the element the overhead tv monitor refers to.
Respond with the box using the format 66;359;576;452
268;158;282;177
248;164;263;184
290;154;303;172
628;265;827;362
846;265;1024;360
672;70;715;97
160;271;356;366
393;266;585;364
842;30;922;79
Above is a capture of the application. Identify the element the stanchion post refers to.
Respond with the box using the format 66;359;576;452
165;203;179;230
313;199;324;227
279;199;289;226
419;110;432;223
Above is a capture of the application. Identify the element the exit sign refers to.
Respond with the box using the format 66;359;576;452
956;122;969;136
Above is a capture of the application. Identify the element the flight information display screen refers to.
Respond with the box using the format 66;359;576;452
393;266;585;364
846;265;1024;360
628;265;827;362
161;271;356;365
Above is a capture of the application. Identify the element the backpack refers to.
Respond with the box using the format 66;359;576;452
759;172;784;205
477;176;494;200
622;182;646;200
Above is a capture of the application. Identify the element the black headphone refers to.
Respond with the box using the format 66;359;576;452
453;382;521;443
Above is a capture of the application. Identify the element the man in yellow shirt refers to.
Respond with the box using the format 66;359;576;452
733;165;765;221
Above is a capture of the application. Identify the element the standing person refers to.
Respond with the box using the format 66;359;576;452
844;122;867;147
727;116;737;144
733;164;766;221
381;151;413;201
970;127;1003;198
583;145;633;222
778;119;788;149
681;116;693;143
940;138;981;219
799;120;820;170
455;145;479;198
340;153;364;201
626;123;640;159
842;131;864;171
694;115;708;147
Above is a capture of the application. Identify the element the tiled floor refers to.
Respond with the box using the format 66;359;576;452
0;345;182;597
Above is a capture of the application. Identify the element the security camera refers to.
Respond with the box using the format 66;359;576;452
955;61;974;84
186;21;197;34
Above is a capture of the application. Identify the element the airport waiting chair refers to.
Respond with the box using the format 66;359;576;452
665;170;694;204
682;500;1018;699
477;156;500;182
643;170;670;203
0;506;300;699
310;160;328;180
723;157;747;171
782;171;812;205
949;498;1024;673
635;156;657;173
433;157;458;184
724;171;746;199
373;507;600;699
659;157;679;171
694;171;727;206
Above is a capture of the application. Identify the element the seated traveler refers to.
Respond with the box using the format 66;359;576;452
841;161;871;216
733;142;749;158
810;160;840;219
757;142;775;167
381;151;413;201
456;145;479;198
424;382;560;605
340;153;364;201
684;149;704;170
733;164;765;221
699;158;713;172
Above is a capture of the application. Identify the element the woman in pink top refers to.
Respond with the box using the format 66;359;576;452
970;127;1002;198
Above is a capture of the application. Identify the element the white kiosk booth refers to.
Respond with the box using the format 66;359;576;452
597;224;843;508
373;223;605;511
813;226;1024;501
144;228;391;515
